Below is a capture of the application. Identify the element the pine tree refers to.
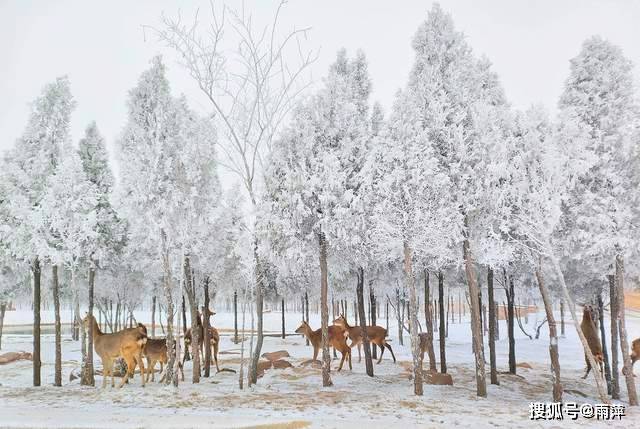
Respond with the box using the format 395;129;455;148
1;76;75;387
77;121;124;386
405;4;507;397
558;36;638;405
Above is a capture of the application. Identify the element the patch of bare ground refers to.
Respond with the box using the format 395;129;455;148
238;422;311;429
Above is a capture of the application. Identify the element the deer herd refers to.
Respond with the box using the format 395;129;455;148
82;305;638;389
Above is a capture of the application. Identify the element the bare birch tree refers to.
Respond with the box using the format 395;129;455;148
156;0;316;383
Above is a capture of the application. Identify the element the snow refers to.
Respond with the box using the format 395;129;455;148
1;309;638;428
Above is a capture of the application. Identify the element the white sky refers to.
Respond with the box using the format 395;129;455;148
1;0;639;177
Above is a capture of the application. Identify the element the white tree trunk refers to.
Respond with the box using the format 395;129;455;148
550;256;609;404
403;242;423;395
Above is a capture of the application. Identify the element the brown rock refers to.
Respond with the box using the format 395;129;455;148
300;359;322;368
0;351;32;365
261;350;291;362
423;370;453;386
272;359;293;369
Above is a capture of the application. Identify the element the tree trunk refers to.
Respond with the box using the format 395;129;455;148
370;283;377;360
487;267;499;385
403;242;423;395
550;255;608;403
52;264;62;387
305;292;310;346
386;299;389;335
597;290;612;395
160;229;176;386
73;293;80;341
507;274;516;375
609;274;620;400
181;295;190;362
318;232;332;387
534;266;562;402
115;301;121;332
615;255;638;405
463;217;486;397
184;256;200;383
0;302;6;350
32;257;41;387
203;276;212;378
357;267;373;377
248;242;264;386
81;267;96;386
423;270;437;372
151;296;156;338
234;290;239;343
438;272;447;374
396;288;403;346
560;299;565;337
281;298;286;339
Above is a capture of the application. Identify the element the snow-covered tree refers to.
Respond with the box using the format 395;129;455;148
262;50;373;387
404;4;507;397
1;76;75;386
77;121;124;386
368;88;461;395
117;56;185;385
557;36;638;405
37;147;99;386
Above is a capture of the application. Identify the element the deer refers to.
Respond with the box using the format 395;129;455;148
295;320;352;371
332;315;396;364
630;337;640;374
142;338;168;382
184;307;220;372
580;304;604;379
133;323;184;382
82;314;146;388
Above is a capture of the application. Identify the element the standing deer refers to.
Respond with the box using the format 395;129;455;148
630;337;640;373
184;308;220;372
82;314;146;388
295;321;352;371
142;338;167;382
333;315;396;364
580;304;604;379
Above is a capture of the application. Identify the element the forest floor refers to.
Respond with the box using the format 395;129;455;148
0;307;639;428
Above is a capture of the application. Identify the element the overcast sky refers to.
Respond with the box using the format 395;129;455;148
1;0;639;178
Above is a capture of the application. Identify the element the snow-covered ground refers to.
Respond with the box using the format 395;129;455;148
0;308;638;428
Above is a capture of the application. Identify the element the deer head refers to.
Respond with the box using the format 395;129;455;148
295;321;310;334
333;314;348;328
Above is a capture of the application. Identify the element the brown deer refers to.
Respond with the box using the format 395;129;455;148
580;304;604;379
82;314;146;388
333;315;396;364
133;323;184;382
630;337;640;373
184;308;220;372
142;338;168;382
295;321;352;371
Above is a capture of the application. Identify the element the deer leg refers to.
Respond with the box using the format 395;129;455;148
348;347;352;370
146;357;153;383
337;351;345;371
137;352;145;387
386;343;396;363
313;346;318;361
357;343;361;363
377;341;385;364
213;342;220;372
101;359;108;388
582;355;591;379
